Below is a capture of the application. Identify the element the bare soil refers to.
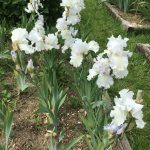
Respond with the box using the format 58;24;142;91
0;72;87;149
0;71;130;150
9;93;87;150
10;92;49;150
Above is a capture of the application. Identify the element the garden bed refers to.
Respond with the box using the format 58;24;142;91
0;72;132;150
104;2;150;32
0;0;148;149
10;97;132;150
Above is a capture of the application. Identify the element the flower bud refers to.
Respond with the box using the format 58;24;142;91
11;50;17;62
136;90;143;104
27;59;34;73
16;64;21;71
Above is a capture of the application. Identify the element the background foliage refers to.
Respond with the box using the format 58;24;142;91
108;0;150;20
0;0;62;26
0;0;26;26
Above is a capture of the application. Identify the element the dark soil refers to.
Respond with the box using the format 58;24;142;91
9;93;88;150
10;92;50;150
0;72;87;149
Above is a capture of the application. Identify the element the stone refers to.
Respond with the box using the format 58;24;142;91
136;43;150;61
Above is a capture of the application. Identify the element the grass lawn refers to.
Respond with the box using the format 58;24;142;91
81;0;150;149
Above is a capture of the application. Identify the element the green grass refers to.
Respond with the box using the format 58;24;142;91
80;0;150;149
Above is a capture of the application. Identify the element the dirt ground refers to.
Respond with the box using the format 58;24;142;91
10;92;48;150
0;70;87;149
6;89;87;150
0;72;128;150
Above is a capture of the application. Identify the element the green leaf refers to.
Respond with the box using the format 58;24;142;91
0;144;3;150
63;135;84;150
97;142;104;150
58;92;67;110
58;130;65;142
85;137;94;150
18;51;26;71
16;74;28;92
0;50;11;59
12;0;22;4
4;111;13;149
80;114;91;130
92;101;103;109
0;101;7;125
48;136;56;150
56;130;65;150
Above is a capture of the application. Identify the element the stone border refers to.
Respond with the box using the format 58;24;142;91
116;135;132;150
136;43;150;61
104;2;150;32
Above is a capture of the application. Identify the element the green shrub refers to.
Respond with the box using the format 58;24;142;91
0;0;62;26
108;0;133;12
0;0;26;25
43;0;62;25
137;1;150;20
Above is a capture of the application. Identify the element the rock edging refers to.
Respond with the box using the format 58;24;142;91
104;2;150;32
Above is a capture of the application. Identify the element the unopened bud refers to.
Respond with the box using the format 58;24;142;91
16;64;21;71
27;59;34;73
136;90;143;104
11;50;17;62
